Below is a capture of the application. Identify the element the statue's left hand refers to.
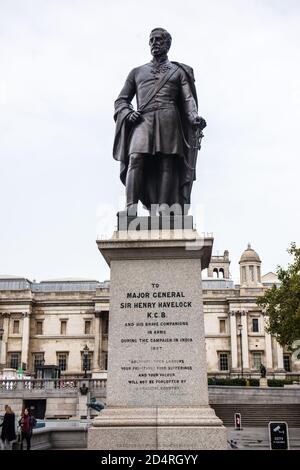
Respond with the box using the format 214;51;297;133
193;116;207;130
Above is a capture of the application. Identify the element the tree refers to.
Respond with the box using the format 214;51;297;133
257;243;300;349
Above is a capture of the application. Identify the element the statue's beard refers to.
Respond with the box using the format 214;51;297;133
151;44;169;57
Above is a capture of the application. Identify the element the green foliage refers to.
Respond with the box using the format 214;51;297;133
267;379;294;387
207;378;259;386
248;379;260;387
207;378;293;387
257;242;300;349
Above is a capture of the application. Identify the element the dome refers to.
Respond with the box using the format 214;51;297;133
239;243;261;263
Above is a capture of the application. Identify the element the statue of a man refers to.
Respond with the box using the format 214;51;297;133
113;27;206;216
260;363;266;378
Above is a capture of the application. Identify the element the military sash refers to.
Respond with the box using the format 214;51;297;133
137;65;179;113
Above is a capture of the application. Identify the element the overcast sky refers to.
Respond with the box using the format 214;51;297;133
0;0;299;284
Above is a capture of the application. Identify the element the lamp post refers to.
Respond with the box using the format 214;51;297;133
237;324;243;379
83;345;89;379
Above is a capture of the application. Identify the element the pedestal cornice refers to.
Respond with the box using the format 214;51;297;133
97;230;213;270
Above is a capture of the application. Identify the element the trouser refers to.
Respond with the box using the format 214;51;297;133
21;431;31;450
125;153;174;213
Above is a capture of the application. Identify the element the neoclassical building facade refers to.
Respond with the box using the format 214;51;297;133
0;244;298;378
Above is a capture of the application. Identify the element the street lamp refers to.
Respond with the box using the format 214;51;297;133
83;345;89;379
237;324;243;378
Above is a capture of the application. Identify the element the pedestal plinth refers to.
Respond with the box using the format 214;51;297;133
88;228;227;449
259;378;268;387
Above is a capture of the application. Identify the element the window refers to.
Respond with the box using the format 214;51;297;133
85;320;91;335
250;266;254;282
283;354;291;372
213;268;219;279
9;352;21;370
36;321;43;335
81;352;93;371
219;319;226;334
252;318;259;333
252;352;262;370
102;313;109;336
60;320;67;335
242;266;246;283
219;353;229;371
102;352;108;370
33;353;44;370
57;353;68;371
13;320;20;334
219;268;224;279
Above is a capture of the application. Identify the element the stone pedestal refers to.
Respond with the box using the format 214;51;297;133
88;228;227;450
76;393;89;419
259;378;268;388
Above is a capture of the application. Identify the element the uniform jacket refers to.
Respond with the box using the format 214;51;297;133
113;59;200;209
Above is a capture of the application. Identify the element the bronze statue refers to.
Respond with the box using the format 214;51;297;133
113;28;206;216
260;363;266;378
87;398;105;412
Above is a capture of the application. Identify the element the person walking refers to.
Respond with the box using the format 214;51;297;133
19;408;36;450
0;405;16;450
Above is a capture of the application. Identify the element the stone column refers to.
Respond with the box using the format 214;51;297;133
254;265;258;284
246;266;250;285
240;311;250;369
276;342;284;370
230;312;238;369
0;314;9;367
21;313;30;370
93;312;101;371
264;317;273;370
99;314;105;370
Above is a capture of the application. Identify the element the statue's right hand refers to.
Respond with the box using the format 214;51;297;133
129;111;142;124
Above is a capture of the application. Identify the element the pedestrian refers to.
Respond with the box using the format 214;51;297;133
19;408;36;450
0;405;16;450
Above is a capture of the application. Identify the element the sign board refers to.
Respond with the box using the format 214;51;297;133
234;412;242;430
268;422;289;450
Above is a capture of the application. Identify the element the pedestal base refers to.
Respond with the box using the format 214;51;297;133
91;230;226;450
259;378;268;387
88;406;228;450
117;214;194;231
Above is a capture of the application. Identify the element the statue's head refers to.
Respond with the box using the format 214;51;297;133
149;28;172;57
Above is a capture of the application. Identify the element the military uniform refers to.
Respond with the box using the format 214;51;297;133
115;59;198;157
113;58;200;211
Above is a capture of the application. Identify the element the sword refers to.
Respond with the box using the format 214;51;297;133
192;118;206;150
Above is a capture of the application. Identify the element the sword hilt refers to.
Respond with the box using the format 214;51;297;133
192;127;204;150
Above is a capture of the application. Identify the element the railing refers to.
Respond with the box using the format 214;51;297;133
1;374;298;392
207;372;300;383
89;379;107;390
0;378;107;392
